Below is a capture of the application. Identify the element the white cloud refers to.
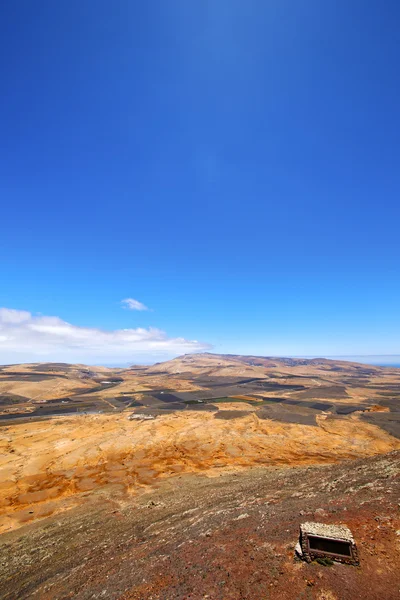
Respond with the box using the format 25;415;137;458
0;307;211;365
0;308;31;324
121;298;150;311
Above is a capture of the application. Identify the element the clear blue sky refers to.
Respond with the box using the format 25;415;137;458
1;1;400;364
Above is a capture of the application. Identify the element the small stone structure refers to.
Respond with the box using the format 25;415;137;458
296;522;359;566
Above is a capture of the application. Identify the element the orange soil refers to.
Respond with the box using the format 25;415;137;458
1;411;399;533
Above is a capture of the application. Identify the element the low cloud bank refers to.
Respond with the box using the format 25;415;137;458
0;308;211;365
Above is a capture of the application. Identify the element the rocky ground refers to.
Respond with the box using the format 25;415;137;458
0;450;399;600
1;354;400;599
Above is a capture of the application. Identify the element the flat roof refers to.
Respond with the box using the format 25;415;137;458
300;521;354;543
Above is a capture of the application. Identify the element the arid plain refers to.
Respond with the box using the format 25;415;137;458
1;353;400;599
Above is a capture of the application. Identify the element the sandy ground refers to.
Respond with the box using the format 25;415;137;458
1;411;399;534
0;377;94;401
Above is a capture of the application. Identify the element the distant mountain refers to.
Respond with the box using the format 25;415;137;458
147;351;383;375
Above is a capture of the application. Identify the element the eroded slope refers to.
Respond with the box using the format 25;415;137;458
1;410;399;533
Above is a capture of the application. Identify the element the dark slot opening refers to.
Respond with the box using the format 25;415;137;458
308;536;352;557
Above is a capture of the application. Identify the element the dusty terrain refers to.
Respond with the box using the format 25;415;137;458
0;450;399;599
1;353;400;598
1;410;399;534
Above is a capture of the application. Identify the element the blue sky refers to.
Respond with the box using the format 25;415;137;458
1;1;400;364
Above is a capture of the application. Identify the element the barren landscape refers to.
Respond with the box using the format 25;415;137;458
1;353;400;599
